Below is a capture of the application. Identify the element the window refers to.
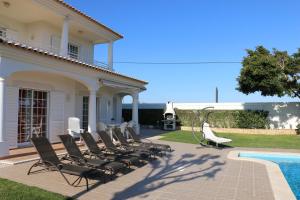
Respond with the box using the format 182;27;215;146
68;43;79;59
0;27;7;38
82;96;89;131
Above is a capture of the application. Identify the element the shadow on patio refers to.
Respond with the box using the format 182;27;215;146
106;152;225;200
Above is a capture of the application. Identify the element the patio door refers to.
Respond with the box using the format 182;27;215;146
17;89;48;146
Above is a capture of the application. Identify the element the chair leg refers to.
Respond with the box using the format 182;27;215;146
85;177;89;191
27;160;43;175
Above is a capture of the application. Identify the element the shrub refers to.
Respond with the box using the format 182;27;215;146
235;110;269;129
175;109;269;129
297;124;300;135
122;109;270;129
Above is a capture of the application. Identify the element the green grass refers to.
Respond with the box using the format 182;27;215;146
160;130;300;149
0;178;71;200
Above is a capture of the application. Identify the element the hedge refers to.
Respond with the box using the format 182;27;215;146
122;109;270;129
175;109;270;129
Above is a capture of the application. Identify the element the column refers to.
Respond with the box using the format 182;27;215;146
0;77;8;156
108;42;114;71
132;92;140;134
116;95;123;123
88;89;97;134
60;16;69;57
0;78;5;142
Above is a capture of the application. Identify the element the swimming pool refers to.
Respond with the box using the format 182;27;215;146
240;152;300;200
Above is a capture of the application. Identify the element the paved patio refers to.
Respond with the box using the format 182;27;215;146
0;139;278;200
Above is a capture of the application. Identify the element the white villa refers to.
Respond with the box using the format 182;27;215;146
0;0;147;156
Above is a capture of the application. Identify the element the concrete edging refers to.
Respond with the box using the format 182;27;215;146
227;150;296;200
180;126;297;135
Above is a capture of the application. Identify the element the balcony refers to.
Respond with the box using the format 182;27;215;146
0;34;112;71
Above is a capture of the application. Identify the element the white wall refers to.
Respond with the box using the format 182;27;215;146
0;15;94;64
172;102;300;129
123;102;300;129
5;71;86;147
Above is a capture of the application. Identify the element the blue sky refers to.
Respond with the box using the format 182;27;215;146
66;0;300;103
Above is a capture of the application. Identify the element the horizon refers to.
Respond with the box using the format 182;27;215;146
66;0;300;103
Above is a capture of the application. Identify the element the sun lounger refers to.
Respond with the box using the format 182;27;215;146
97;130;150;159
113;128;157;157
58;134;125;175
28;137;102;191
126;127;172;152
80;132;139;167
202;122;232;147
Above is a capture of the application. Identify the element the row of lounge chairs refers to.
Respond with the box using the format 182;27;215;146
28;127;172;191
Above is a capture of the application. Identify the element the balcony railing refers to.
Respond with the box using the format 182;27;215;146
0;35;111;71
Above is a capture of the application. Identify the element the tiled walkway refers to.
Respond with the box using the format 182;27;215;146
0;140;278;200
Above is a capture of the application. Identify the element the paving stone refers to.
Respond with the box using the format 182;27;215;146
0;141;277;200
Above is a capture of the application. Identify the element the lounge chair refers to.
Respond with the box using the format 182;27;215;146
113;128;157;157
97;122;108;132
80;132;139;167
126;127;172;152
67;117;84;139
119;122;129;138
97;130;150;159
202;122;232;147
28;137;102;191
58;134;125;176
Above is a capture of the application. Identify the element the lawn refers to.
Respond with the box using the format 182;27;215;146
0;178;71;200
160;130;300;149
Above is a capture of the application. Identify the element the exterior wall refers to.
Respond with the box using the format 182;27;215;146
5;71;83;147
0;15;94;64
97;87;115;124
123;102;300;129
0;15;26;41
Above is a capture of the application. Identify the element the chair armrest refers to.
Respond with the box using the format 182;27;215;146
43;160;62;170
141;138;153;143
69;154;86;164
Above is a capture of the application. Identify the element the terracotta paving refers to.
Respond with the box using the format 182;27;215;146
0;140;281;200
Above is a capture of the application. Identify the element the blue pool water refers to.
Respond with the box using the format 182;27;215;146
239;152;300;200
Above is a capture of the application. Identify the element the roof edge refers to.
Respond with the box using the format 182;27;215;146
54;0;123;39
0;38;148;85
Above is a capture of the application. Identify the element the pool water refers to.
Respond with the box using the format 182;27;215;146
239;152;300;200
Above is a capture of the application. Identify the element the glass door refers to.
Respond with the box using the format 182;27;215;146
18;89;48;146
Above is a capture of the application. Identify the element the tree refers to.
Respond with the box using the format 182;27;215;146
237;46;300;98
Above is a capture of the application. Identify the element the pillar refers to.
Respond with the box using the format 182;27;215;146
132;92;140;134
60;16;69;57
108;42;114;71
0;77;8;156
88;89;97;134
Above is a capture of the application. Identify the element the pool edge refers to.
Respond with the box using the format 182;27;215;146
228;150;297;200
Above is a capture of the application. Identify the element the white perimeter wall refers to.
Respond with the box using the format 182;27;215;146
123;102;300;129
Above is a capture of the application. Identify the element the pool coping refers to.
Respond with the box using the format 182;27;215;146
228;150;297;200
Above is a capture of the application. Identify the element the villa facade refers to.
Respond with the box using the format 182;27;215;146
0;0;147;156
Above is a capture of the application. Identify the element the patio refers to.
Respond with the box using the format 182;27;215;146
0;138;276;200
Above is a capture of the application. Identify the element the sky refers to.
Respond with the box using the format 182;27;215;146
66;0;300;103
